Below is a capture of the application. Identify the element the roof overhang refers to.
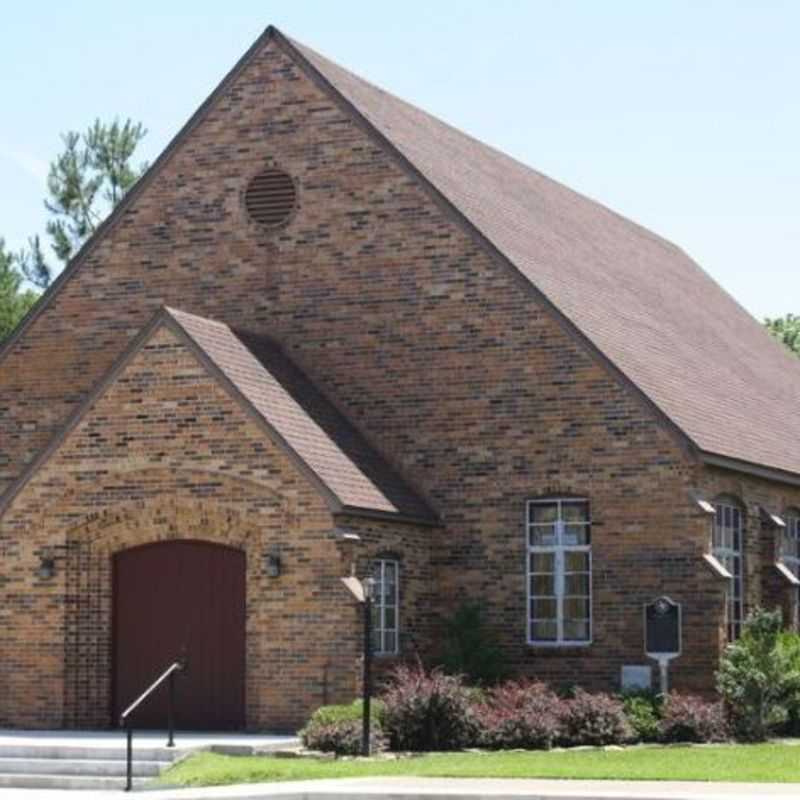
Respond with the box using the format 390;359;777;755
700;450;800;489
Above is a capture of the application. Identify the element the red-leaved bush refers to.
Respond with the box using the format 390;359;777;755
560;688;631;746
659;693;728;743
381;664;480;751
477;680;564;750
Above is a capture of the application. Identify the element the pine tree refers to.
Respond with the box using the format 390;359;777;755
16;118;147;288
0;239;38;342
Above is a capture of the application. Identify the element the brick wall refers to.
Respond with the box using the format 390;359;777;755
694;465;800;635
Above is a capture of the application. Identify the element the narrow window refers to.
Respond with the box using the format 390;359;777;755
712;501;744;640
527;498;591;645
783;511;800;630
372;559;399;655
783;511;800;579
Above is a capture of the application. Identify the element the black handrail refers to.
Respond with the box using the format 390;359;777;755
119;660;184;792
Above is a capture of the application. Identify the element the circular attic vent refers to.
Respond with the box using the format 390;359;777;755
244;168;297;229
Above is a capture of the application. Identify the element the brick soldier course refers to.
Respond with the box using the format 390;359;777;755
0;26;799;730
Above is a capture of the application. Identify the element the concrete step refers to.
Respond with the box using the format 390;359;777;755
0;772;150;790
0;755;164;776
0;742;177;761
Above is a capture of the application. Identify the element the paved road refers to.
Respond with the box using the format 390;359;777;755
2;776;799;800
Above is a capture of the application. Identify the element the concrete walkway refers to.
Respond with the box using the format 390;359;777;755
2;776;799;800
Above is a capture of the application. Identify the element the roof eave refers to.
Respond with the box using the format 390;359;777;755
700;450;800;488
336;504;442;528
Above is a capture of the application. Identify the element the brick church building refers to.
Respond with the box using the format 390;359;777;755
1;27;799;732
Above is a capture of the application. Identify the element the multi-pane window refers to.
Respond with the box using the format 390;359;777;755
371;559;399;655
783;512;800;630
712;502;744;640
527;499;591;645
783;512;800;579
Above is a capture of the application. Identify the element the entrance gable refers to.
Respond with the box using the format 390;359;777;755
0;307;432;526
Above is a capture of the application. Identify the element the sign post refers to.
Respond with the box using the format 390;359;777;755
644;596;681;695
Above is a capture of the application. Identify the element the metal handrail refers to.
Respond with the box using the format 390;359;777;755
120;660;184;792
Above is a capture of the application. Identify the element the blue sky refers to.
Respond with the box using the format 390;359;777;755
1;1;797;320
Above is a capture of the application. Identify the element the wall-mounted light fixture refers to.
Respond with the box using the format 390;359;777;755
35;556;56;580
264;549;281;578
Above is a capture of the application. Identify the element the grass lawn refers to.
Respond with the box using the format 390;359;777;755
160;743;800;787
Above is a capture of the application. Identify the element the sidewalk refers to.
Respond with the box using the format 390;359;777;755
3;776;799;800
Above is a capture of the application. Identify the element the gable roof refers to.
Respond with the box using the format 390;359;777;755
0;307;436;525
281;32;800;481
3;26;800;484
168;308;435;522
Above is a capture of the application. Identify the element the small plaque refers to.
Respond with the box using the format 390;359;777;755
621;665;652;691
644;596;681;657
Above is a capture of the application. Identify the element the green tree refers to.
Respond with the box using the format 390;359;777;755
764;313;800;357
0;239;38;342
717;608;800;741
438;600;508;686
16;118;147;288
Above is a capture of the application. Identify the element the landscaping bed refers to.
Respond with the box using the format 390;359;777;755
162;609;800;788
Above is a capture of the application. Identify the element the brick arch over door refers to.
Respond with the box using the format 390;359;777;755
62;494;280;728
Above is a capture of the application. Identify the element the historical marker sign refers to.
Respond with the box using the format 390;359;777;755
644;596;681;694
645;596;681;657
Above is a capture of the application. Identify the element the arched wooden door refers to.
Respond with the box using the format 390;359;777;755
113;540;246;730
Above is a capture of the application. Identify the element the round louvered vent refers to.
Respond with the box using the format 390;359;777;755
244;168;297;228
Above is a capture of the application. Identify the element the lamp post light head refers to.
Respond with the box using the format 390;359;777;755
363;576;376;602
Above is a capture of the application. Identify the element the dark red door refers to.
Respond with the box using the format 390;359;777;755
113;540;246;730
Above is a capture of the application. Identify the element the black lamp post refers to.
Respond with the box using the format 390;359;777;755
341;573;376;757
361;576;376;757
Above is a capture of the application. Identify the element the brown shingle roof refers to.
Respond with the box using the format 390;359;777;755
167;308;434;522
285;32;800;479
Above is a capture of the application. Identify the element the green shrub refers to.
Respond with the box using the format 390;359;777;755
300;718;387;756
783;636;800;737
438;601;508;686
621;692;662;742
305;699;384;728
717;608;800;741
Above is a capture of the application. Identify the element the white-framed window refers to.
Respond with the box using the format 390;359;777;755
527;498;591;646
712;501;744;640
783;511;800;579
371;559;399;655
